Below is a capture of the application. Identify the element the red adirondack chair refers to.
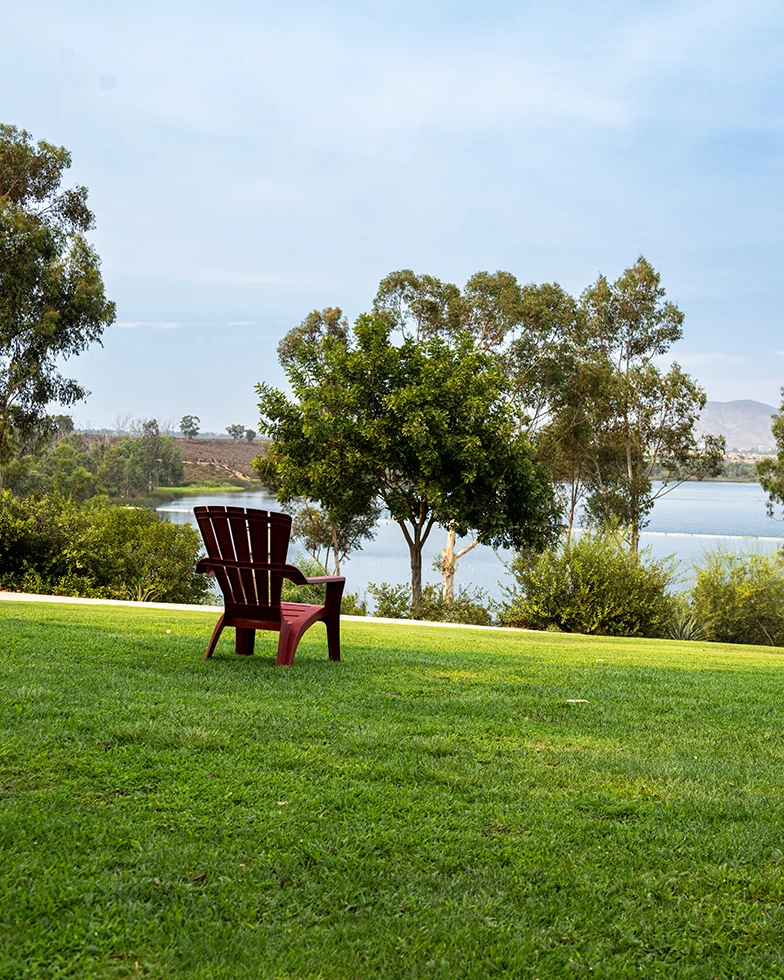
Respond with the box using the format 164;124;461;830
194;506;345;666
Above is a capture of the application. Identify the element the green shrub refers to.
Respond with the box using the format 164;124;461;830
367;582;411;619
0;491;209;604
368;581;493;625
690;548;784;647
498;530;677;637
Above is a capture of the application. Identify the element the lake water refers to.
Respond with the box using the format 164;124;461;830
158;482;784;602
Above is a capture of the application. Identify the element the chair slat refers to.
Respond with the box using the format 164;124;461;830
268;512;291;606
194;507;235;602
211;509;244;603
228;507;261;605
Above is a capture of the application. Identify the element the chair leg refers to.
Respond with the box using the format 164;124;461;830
204;615;225;659
235;627;255;656
275;621;293;667
325;611;341;662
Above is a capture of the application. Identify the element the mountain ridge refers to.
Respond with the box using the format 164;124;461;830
697;399;778;453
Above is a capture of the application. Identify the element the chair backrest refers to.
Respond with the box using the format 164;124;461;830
194;506;292;610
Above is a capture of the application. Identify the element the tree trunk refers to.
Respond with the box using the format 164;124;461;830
397;510;436;619
409;535;423;617
440;523;478;602
441;526;457;602
331;525;341;576
630;514;640;554
564;480;580;546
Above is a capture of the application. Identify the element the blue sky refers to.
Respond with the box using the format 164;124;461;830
4;0;784;431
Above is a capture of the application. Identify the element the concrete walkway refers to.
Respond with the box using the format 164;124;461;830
0;591;527;633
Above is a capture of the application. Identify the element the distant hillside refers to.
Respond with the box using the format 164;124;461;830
177;437;269;482
696;400;778;453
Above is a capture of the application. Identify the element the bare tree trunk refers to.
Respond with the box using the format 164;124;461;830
441;525;457;602
564;479;580;546
440;523;478;601
331;525;341;576
630;516;640;554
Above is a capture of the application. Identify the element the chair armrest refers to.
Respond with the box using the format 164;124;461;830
305;576;347;585
196;558;216;576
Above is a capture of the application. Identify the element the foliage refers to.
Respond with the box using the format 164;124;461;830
758;388;784;518
498;529;678;637
375;269;585;576
665;599;707;641
0;491;209;603
5;429;183;500
226;423;246;440
0;124;115;488
578;257;725;550
279;554;333;605
368;581;493;625
690;547;784;646
179;414;200;439
244;428;256;442
257;311;560;615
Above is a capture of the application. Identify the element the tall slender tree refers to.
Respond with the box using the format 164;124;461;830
578;256;725;551
0;124;115;489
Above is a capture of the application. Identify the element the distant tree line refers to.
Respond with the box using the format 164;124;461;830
4;418;183;502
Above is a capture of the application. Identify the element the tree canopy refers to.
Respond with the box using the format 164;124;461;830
0;124;115;488
256;311;560;613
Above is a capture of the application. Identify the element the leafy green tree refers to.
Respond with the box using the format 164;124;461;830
179;414;200;439
257;311;560;615
374;269;581;597
93;433;182;497
758;389;784;518
244;428;256;442
578;256;725;551
226;424;245;440
0;124;115;489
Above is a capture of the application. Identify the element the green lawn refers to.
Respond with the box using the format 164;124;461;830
3;601;784;979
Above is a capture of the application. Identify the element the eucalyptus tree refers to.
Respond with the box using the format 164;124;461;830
374;269;581;597
179;415;200;439
578;256;725;551
0;124;115;489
